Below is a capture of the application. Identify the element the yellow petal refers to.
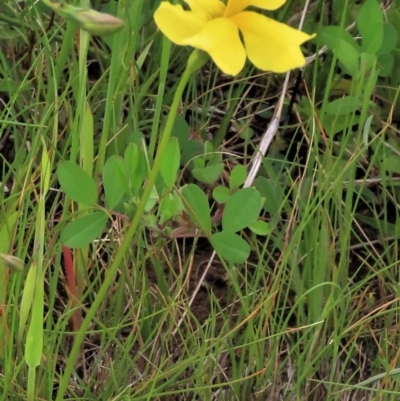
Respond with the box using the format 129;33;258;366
154;2;207;45
232;11;315;72
225;0;286;17
185;0;225;19
183;18;246;75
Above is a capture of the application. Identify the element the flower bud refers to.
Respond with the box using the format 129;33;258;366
44;2;124;36
0;253;24;272
75;9;125;36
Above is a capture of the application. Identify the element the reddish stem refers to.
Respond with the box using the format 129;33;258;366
62;245;81;332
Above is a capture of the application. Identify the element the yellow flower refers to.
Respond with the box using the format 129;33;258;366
154;0;315;76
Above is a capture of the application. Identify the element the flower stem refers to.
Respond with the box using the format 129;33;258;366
55;49;206;401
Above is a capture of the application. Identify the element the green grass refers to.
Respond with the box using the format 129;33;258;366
1;0;400;400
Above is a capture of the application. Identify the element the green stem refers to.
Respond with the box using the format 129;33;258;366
27;367;35;401
149;36;171;160
55;49;207;401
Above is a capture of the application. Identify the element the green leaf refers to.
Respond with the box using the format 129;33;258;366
320;26;361;77
360;52;377;73
322;114;362;137
159;192;175;224
356;215;400;238
0;24;21;40
357;0;383;54
181;184;212;234
103;156;128;210
182;140;204;166
229;165;247;190
213;186;231;203
325;96;362;116
159;189;183;225
124;142;144;196
254;177;285;215
210;232;250;263
336;45;360;77
362;115;374;147
171;114;190;144
377;53;393;77
124;143;139;176
377;23;398;55
173;190;184;214
193;158;205;169
57;161;98;205
0;211;18;253
204;141;215;158
41;143;51;195
248;220;272;236
60;212;109;248
145;186;159;212
25;269;44;368
380;154;400;174
171;115;203;165
222;187;262;233
191;163;224;185
160;137;180;189
239;125;255;140
19;262;37;343
125;141;149;196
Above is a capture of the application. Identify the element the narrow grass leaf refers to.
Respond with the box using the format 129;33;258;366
19;263;37;344
40;141;51;195
25;269;44;368
0;211;18;253
25;269;45;401
60;212;109;248
362;115;373;146
181;184;212;234
222;187;262;233
160;137;180;189
356;214;400;238
57;161;98;205
210;232;250;263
